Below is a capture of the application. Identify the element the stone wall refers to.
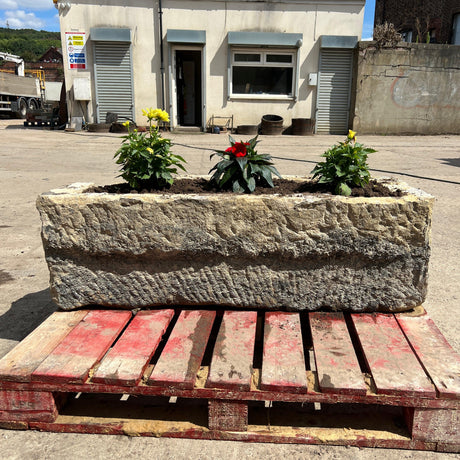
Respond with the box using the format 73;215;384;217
351;42;460;135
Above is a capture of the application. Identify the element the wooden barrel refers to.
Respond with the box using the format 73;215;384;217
261;115;283;135
292;118;315;135
237;125;258;135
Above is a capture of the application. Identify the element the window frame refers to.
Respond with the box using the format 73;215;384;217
229;47;298;100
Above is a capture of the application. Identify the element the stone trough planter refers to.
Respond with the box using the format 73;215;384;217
36;177;433;312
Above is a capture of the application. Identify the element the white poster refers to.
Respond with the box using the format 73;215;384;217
66;32;86;70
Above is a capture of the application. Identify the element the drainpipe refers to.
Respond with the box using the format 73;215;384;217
158;0;165;110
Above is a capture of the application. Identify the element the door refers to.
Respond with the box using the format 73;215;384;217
316;49;353;134
94;41;134;122
175;50;202;127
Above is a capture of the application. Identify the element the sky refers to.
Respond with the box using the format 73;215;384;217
0;0;376;38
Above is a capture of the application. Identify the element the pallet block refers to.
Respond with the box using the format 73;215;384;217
0;308;458;452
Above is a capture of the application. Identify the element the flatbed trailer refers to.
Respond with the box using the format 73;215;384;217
0;71;41;118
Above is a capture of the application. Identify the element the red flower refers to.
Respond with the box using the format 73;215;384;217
226;142;249;157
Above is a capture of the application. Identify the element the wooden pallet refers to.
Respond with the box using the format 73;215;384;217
0;308;458;452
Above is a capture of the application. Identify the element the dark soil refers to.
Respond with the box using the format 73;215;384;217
89;178;404;197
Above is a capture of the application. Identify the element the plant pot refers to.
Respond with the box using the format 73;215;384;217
292;118;315;135
37;177;433;312
261;115;283;135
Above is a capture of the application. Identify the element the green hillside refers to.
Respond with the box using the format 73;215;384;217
0;28;61;62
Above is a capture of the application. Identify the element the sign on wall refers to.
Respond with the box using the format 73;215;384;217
66;32;87;70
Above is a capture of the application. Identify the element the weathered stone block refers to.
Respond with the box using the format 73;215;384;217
36;178;433;312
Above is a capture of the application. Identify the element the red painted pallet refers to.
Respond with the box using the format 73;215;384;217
0;308;458;452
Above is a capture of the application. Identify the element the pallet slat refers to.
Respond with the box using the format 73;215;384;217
207;311;257;391
92;310;175;386
148;310;216;389
351;314;436;397
310;312;367;395
31;310;132;384
0;311;88;382
260;312;307;393
396;315;460;399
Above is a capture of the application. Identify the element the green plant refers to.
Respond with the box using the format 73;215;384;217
209;135;282;193
114;108;186;189
311;130;376;196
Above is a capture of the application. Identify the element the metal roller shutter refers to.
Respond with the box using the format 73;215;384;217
316;49;353;134
94;42;134;122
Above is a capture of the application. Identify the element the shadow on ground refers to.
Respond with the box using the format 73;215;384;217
439;158;460;168
0;289;57;342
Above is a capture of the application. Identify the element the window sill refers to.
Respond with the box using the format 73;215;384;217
228;94;295;102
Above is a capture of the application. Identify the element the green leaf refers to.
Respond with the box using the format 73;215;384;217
219;166;236;188
235;156;247;172
232;180;244;193
247;176;256;192
172;154;187;163
260;168;274;187
268;165;283;179
248;135;259;150
337;182;352;196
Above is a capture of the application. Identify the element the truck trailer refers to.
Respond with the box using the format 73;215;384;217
0;52;42;118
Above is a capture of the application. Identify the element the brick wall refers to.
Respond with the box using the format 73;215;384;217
375;0;460;44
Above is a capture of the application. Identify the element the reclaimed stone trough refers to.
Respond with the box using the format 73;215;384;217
36;177;433;312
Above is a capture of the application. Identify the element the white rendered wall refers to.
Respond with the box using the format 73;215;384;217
57;0;364;126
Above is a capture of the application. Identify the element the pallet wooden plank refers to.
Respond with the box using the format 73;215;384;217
310;312;367;395
31;310;132;384
148;310;216;389
0;390;56;412
92;310;175;386
351;314;435;397
0;310;89;382
0;409;57;423
407;408;460;444
207;311;257;391
260;312;307;393
396;314;460;399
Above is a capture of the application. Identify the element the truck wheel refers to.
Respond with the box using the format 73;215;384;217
17;97;28;119
28;98;39;111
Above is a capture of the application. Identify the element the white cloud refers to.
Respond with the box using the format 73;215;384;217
0;0;51;11
4;10;45;29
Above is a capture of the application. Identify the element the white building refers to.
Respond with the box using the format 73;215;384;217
56;0;365;133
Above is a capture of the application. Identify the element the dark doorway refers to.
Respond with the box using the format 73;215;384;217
175;50;202;127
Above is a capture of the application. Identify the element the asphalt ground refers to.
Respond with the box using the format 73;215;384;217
0;118;459;459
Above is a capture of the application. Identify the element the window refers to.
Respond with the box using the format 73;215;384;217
401;30;413;43
452;14;460;45
230;49;296;99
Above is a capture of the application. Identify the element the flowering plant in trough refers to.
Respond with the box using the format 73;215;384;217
114;108;186;189
311;130;376;196
210;135;282;193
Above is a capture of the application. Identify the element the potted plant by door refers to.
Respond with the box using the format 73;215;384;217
37;113;433;313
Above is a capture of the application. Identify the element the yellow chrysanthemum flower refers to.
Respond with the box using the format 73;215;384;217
142;107;170;123
157;110;170;123
122;120;130;127
347;129;357;140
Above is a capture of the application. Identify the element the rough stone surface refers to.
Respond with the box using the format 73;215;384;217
36;178;434;312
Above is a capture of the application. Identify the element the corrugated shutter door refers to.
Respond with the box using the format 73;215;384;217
316;49;353;134
94;42;134;122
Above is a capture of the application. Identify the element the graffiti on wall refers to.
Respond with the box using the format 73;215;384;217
391;70;459;109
